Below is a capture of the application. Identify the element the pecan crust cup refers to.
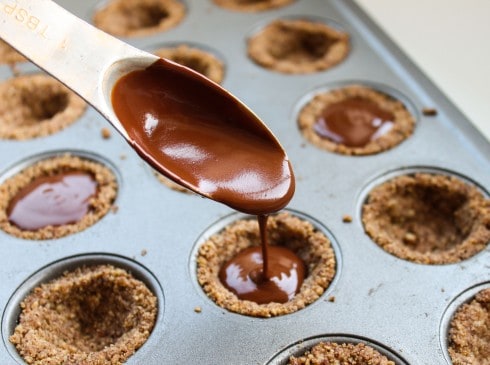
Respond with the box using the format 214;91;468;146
213;0;295;12
153;45;225;84
298;85;415;155
0;154;117;240
448;288;490;365
289;342;395;365
0;74;86;140
0;39;27;64
10;265;157;365
197;212;336;318
93;0;185;38
248;19;349;74
362;173;490;264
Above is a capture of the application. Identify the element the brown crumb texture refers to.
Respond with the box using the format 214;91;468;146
289;342;395;365
93;0;186;38
197;212;336;317
0;74;86;140
448;288;490;365
422;107;438;116
342;214;352;223
0;154;118;240
10;264;157;365
153;45;225;84
154;171;193;194
298;85;415;155
248;19;349;74
0;40;27;64
101;127;111;139
362;173;490;264
213;0;294;12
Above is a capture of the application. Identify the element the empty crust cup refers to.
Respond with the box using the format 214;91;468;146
197;212;337;318
362;173;490;264
153;45;225;84
289;342;395;365
0;74;86;140
213;0;295;12
10;264;157;365
0;154;118;240
0;39;27;64
248;19;349;74
448;288;490;365
93;0;186;38
297;85;415;155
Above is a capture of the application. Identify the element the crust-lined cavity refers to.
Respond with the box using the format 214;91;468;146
0;40;27;64
0;154;118;240
0;74;86;140
289;342;395;365
153;45;225;84
154;171;193;194
10;265;157;365
93;0;186;37
362;173;490;264
247;19;349;74
213;0;295;12
448;288;490;365
197;212;336;317
298;85;415;155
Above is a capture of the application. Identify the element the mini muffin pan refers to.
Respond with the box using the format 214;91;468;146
1;0;489;364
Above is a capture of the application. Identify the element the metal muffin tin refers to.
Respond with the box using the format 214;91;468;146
1;0;489;364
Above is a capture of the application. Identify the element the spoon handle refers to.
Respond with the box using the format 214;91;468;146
0;0;155;135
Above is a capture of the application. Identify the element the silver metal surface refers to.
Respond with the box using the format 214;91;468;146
0;0;489;364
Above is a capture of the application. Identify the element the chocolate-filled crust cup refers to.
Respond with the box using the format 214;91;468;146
213;0;295;12
362;173;490;264
448;288;490;365
248;19;349;74
153;45;225;84
197;212;337;317
297;85;415;155
0;154;117;240
9;264;157;365
0;39;27;64
0;74;86;140
288;342;395;365
93;0;185;38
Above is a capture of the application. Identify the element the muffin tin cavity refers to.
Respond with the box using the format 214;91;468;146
0;40;26;64
194;211;340;318
93;0;186;37
0;152;118;240
153;44;225;84
0;74;86;140
213;0;295;13
248;17;349;74
440;282;490;365
297;83;416;155
2;254;163;365
266;335;408;365
361;170;490;264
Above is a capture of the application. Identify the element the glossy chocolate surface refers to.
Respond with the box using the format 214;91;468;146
112;59;294;215
218;244;306;304
314;97;394;147
8;172;97;231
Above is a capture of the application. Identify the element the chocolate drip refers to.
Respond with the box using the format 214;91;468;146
314;97;394;147
8;172;97;230
219;215;306;304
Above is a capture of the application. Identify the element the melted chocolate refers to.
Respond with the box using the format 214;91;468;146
111;58;294;215
219;215;306;304
8;172;97;231
314;97;394;147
